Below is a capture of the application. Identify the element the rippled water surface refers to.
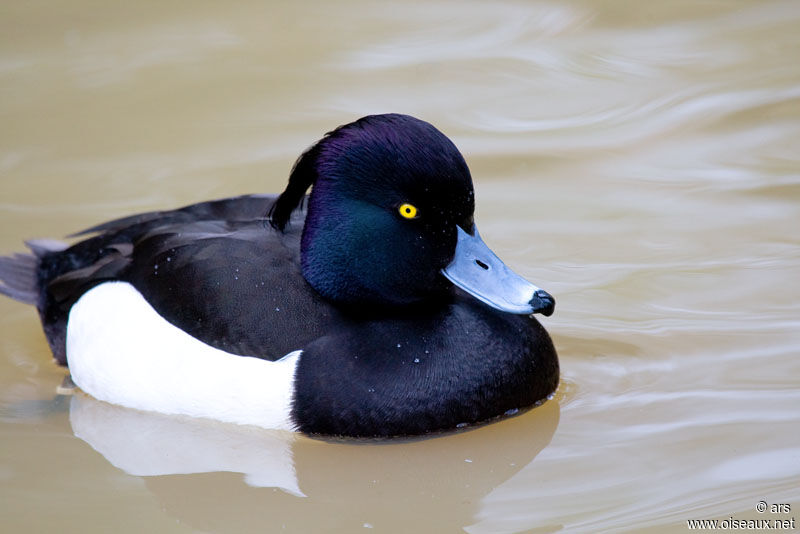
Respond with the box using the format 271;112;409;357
1;1;798;532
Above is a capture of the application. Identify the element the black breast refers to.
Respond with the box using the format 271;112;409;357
291;295;558;437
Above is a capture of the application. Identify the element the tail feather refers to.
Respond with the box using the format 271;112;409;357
25;238;69;256
0;239;67;305
0;252;39;304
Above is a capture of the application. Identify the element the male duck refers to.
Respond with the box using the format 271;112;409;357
0;114;558;437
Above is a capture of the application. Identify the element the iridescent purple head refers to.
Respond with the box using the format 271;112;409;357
269;114;554;315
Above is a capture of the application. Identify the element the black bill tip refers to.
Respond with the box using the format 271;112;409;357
529;289;555;317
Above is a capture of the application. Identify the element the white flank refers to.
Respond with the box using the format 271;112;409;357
66;281;300;431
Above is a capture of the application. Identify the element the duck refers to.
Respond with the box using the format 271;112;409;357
0;113;558;438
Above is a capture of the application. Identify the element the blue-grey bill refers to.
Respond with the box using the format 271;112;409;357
441;226;555;316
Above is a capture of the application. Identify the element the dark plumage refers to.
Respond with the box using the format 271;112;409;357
0;114;558;437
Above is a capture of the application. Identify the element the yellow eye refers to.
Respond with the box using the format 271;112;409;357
398;203;418;219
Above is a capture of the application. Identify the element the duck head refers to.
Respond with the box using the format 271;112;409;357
269;114;554;316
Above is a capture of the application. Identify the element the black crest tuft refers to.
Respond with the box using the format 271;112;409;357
267;141;323;231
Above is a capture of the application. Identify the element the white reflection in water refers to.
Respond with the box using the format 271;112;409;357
67;391;560;532
69;394;304;495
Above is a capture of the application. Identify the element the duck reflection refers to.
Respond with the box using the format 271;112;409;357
69;393;559;533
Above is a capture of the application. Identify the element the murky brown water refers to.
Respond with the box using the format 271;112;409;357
1;1;798;532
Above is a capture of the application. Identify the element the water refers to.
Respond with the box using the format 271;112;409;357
1;1;798;532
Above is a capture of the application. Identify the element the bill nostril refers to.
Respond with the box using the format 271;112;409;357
474;259;489;270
